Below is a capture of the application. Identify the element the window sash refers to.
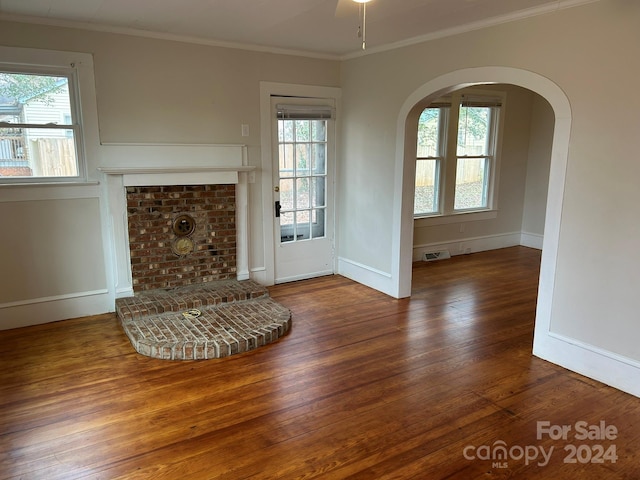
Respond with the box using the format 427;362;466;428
416;107;448;214
277;117;328;242
414;92;502;219
454;156;491;211
414;157;441;215
0;66;83;182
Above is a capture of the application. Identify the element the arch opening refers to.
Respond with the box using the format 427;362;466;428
392;67;571;355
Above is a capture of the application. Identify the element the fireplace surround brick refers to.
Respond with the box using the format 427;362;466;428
126;184;237;292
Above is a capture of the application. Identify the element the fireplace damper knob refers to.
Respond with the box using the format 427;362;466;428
173;214;196;236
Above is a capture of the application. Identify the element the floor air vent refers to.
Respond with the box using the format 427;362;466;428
423;250;451;262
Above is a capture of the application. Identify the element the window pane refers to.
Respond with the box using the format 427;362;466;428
294;120;310;142
278;143;294;177
295;211;311;240
312;143;326;175
279;119;293;142
280;212;295;243
455;157;488;210
417;108;441;157
457;106;490;156
295;143;310;175
296;178;310;209
279;178;294;210
0;72;78;178
311;208;325;239
414;159;438;215
312;177;326;207
0;127;77;177
312;120;326;142
0;73;72;125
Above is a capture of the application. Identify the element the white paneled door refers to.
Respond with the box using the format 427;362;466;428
272;98;335;283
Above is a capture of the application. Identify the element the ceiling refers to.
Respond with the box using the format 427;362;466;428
0;0;596;58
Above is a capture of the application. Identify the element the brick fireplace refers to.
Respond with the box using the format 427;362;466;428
126;184;237;292
100;143;254;298
99;145;294;361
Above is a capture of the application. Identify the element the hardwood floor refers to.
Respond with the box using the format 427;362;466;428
1;247;639;479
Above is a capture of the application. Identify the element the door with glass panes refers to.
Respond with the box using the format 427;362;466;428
272;99;335;283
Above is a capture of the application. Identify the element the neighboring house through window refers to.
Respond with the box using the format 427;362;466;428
0;47;95;182
414;89;504;220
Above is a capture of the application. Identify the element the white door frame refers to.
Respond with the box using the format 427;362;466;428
259;82;342;286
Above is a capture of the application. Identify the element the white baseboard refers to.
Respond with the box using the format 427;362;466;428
342;232;526;295
413;231;522;262
521;231;544;250
338;257;395;296
534;332;640;398
0;290;113;330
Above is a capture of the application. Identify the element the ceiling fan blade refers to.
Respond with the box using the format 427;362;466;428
334;0;358;18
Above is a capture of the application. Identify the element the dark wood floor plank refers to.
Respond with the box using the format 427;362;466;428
2;247;639;479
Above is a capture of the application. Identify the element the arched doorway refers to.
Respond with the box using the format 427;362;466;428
390;67;571;356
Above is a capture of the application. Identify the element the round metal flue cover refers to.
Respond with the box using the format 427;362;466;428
172;236;195;257
173;214;196;237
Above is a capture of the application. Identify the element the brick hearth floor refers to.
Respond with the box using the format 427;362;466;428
116;280;291;360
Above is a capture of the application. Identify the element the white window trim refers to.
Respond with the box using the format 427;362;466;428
414;88;506;223
0;46;100;186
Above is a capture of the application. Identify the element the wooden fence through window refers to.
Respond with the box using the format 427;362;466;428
0;135;76;177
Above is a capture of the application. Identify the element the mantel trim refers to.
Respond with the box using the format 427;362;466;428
98;166;256;187
98;166;256;175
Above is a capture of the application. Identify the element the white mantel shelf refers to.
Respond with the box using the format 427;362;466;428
98;165;256;187
98;166;256;175
98;143;254;186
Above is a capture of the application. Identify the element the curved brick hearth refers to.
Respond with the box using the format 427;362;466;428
116;280;291;360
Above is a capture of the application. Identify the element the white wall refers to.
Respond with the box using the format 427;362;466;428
338;0;640;396
521;95;554;248
0;184;112;327
0;20;340;329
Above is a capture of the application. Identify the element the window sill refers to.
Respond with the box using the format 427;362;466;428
0;180;99;188
414;209;498;227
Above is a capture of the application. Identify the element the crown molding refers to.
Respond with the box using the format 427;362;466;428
340;0;602;60
0;13;342;61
